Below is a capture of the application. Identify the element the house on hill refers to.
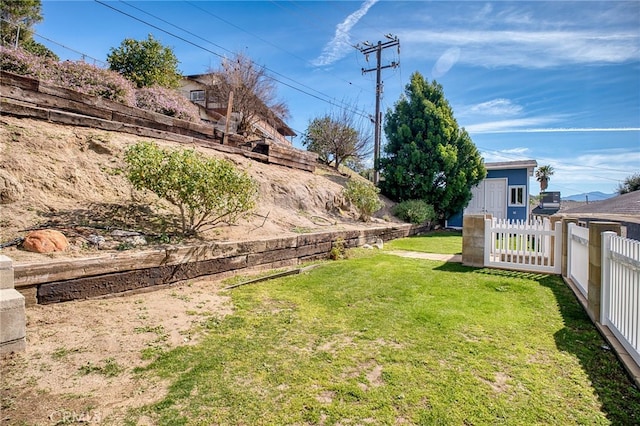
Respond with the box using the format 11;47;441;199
180;74;296;146
558;190;640;239
446;159;538;228
531;191;562;217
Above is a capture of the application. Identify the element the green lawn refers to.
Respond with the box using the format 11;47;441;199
127;244;640;425
385;230;463;254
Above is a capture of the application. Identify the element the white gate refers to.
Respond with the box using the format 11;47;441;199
567;223;589;297
601;232;640;367
484;217;561;274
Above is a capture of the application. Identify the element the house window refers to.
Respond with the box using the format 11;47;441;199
190;90;205;102
509;185;526;207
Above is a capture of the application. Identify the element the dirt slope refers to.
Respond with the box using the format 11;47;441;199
0;115;398;262
0;115;402;425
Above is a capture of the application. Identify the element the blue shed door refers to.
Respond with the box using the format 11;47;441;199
464;178;507;219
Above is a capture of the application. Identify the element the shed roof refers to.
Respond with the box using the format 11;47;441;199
485;160;538;175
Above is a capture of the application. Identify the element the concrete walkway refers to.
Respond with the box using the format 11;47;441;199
386;250;462;263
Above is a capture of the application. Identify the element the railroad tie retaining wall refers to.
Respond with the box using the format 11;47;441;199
14;224;427;305
0;255;26;354
1;71;318;173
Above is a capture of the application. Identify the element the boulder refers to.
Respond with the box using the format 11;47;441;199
22;230;69;253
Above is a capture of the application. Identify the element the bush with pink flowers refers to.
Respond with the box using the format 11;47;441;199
0;45;52;80
135;86;200;122
1;46;202;121
53;60;136;106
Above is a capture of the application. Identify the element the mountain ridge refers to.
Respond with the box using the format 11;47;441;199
561;191;616;202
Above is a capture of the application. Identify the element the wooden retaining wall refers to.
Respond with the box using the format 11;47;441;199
1;71;317;172
14;224;428;305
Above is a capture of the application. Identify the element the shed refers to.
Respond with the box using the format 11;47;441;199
446;159;538;228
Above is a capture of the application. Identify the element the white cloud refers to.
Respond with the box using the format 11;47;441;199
432;47;460;78
480;147;532;163
574;150;640;170
502;147;531;155
312;0;379;67
469;126;640;134
542;150;639;193
467;99;523;116
477;3;494;21
402;29;640;68
496;8;534;26
479;147;638;195
465;116;561;133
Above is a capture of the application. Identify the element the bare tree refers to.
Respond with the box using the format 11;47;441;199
207;52;289;136
302;107;373;170
618;172;640;194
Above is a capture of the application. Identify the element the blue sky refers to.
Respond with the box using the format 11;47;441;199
35;0;640;197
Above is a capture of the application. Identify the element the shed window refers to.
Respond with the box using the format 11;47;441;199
190;90;205;101
508;185;526;207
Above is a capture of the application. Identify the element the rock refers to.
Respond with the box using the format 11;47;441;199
124;235;146;247
87;234;105;246
97;240;120;250
373;238;384;249
22;230;69;253
110;230;141;237
0;170;24;204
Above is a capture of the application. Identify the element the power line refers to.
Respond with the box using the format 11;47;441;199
119;0;233;58
183;1;372;119
477;144;634;175
35;34;107;67
186;1;310;67
97;0;372;122
94;0;224;58
477;146;628;195
0;17;107;66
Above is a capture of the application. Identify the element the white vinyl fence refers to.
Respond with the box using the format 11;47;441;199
484;217;561;274
480;217;640;371
601;232;640;367
567;223;590;297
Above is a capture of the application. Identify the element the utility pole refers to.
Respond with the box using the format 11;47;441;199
356;35;400;184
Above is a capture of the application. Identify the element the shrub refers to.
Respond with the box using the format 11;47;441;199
124;141;258;235
0;45;51;79
136;86;200;122
393;199;436;225
329;237;347;260
52;61;136;106
107;34;182;89
343;179;383;222
2;47;208;120
22;39;59;61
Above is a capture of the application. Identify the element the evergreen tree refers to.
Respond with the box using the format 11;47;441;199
379;72;485;220
1;0;58;59
0;0;41;47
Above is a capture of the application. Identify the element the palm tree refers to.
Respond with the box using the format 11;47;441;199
536;165;555;192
